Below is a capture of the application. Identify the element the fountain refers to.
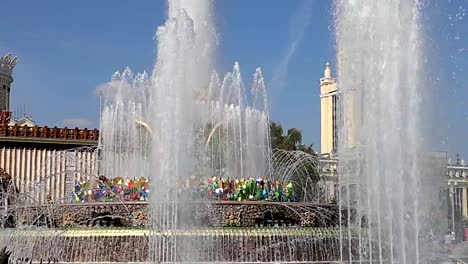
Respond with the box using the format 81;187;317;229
99;68;151;181
99;3;272;185
0;0;341;263
335;0;447;263
2;0;453;262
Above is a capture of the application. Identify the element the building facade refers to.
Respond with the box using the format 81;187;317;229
0;125;99;202
320;63;338;155
0;53;100;203
447;158;468;238
318;61;468;238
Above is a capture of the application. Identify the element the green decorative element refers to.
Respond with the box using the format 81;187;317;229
254;187;262;200
207;177;297;202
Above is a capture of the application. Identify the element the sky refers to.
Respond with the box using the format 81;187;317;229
0;0;466;158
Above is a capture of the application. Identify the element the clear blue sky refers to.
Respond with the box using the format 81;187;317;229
0;0;466;158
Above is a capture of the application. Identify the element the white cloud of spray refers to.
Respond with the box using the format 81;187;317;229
268;0;313;105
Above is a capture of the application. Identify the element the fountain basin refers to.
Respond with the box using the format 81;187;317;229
2;227;342;263
6;201;338;229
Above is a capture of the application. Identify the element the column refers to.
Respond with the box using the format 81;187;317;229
463;187;468;219
6;86;10;111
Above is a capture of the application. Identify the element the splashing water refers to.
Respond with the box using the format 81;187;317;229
99;1;272;182
97;0;273;262
335;0;446;263
99;68;151;180
2;0;359;263
0;0;380;263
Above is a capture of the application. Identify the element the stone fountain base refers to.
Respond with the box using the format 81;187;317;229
3;228;342;263
1;201;343;263
11;201;338;229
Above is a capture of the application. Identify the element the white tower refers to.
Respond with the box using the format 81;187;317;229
320;62;338;155
0;53;18;111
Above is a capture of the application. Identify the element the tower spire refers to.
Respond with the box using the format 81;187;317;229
0;53;18;111
324;62;331;79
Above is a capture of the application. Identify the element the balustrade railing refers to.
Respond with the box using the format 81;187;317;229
0;123;99;141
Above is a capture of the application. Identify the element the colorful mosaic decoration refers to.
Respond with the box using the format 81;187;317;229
72;176;149;203
71;176;296;203
206;177;297;202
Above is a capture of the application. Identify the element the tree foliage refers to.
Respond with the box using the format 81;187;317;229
270;121;317;156
270;121;324;202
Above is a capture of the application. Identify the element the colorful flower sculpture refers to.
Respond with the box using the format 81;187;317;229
206;177;297;202
72;176;150;203
71;176;296;203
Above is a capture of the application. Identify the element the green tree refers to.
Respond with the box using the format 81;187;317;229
269;121;317;156
270;121;285;149
269;121;321;201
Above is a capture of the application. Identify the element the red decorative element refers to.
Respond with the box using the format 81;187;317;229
0;123;99;141
0;111;12;124
128;180;134;189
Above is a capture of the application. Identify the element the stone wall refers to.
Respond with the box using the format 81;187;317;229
9;201;338;228
207;201;338;228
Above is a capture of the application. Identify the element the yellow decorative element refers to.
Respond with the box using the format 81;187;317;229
135;120;152;135
3;228;341;238
205;122;223;150
63;212;75;227
113;177;124;185
223;211;241;227
301;212;315;227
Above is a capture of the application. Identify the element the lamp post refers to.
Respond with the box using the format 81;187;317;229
98;91;103;149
